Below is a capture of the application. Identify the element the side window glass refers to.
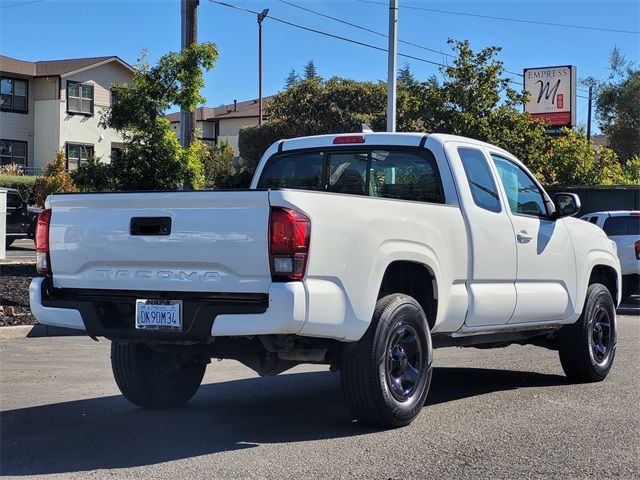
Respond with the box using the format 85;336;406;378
491;155;547;217
370;150;444;203
328;152;368;196
7;192;21;208
458;147;501;213
589;217;599;225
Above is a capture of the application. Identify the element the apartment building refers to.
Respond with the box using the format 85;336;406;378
0;55;134;173
166;97;270;153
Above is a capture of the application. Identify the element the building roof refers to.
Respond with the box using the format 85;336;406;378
165;97;273;123
0;55;134;77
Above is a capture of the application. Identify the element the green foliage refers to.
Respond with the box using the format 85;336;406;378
539;129;638;186
100;43;218;190
33;151;78;207
594;48;640;163
71;157;115;192
197;139;235;189
397;63;416;85
238;122;290;169
0;174;39;204
303;60;320;81
284;69;301;89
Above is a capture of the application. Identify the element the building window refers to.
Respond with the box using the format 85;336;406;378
111;147;123;159
0;140;27;167
0;77;28;113
110;88;118;106
67;81;94;115
66;143;94;170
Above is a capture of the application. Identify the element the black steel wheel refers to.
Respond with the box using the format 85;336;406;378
341;294;433;428
559;283;616;382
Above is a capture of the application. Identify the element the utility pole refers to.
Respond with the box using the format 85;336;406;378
258;9;269;125
386;0;398;132
586;85;593;141
180;0;199;148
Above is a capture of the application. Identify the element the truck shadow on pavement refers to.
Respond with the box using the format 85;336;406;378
0;367;567;476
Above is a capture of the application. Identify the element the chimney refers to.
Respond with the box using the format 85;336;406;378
234;99;237;111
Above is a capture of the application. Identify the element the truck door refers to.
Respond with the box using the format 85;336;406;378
445;143;517;326
490;153;576;323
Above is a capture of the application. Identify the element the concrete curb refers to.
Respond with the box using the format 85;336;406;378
0;324;85;339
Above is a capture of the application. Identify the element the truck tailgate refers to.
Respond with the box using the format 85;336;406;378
47;191;271;293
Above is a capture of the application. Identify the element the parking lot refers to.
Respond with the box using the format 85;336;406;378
1;317;638;479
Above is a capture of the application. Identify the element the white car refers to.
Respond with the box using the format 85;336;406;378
581;211;640;302
30;133;621;428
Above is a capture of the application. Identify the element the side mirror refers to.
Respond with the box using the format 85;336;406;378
553;193;581;219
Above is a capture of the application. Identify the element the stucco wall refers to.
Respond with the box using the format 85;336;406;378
59;61;132;164
218;116;259;154
0;78;35;168
33;99;60;171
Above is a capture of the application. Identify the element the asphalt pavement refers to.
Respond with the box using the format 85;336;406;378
1;317;638;479
2;238;35;263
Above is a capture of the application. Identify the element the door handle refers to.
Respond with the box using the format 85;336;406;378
517;230;532;243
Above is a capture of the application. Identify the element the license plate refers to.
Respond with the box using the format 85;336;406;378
135;300;182;332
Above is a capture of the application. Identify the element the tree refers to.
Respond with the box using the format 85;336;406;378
284;69;300;89
303;60;320;81
100;43;218;190
71;156;115;192
594;48;640;163
397;63;416;85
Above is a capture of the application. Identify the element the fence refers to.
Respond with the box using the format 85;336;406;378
546;185;640;215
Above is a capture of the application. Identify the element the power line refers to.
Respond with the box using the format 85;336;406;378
277;0;453;59
207;0;589;100
0;0;44;8
278;0;590;93
207;0;448;68
356;0;639;36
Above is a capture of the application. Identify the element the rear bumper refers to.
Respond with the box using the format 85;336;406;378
29;277;305;340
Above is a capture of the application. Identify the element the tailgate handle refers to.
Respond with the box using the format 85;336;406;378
130;217;172;236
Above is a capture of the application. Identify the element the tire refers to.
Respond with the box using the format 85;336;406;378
111;341;206;409
341;294;433;428
558;284;616;383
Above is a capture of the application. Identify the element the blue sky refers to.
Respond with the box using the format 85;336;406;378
1;0;638;127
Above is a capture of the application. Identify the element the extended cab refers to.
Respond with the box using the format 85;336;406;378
30;133;621;428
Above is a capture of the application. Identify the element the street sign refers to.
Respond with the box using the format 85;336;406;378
524;66;576;128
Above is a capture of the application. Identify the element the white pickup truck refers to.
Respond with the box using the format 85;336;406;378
30;133;621;428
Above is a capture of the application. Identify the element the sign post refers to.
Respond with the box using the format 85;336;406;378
524;65;576;131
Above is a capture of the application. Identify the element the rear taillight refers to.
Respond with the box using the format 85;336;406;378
35;209;52;274
269;207;310;281
635;240;640;260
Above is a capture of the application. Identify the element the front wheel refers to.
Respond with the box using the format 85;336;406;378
111;342;206;408
341;294;433;428
558;284;616;382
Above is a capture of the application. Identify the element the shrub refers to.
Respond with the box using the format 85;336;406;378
0;174;39;204
200;139;235;189
238;122;289;170
71;157;115;192
32;151;78;207
0;163;25;176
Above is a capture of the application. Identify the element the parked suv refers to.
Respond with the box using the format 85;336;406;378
581;211;640;302
2;188;41;248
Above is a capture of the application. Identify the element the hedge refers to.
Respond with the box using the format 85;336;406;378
0;175;40;205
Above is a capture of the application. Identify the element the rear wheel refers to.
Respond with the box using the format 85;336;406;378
111;341;206;408
341;294;433;428
558;284;616;382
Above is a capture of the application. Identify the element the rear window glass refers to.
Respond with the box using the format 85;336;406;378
257;147;445;204
603;216;640;236
257;152;324;191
